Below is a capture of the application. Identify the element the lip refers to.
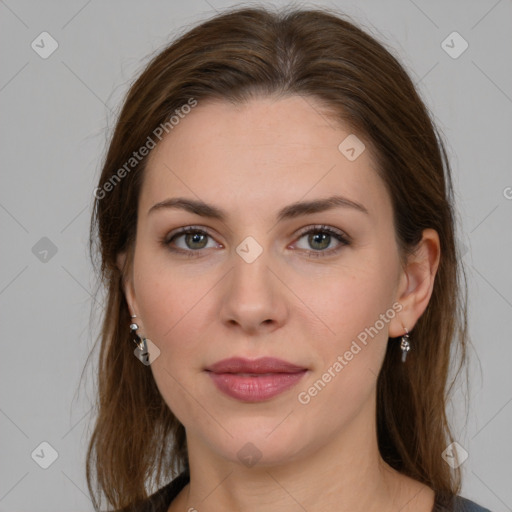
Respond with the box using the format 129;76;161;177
205;356;307;374
205;357;308;402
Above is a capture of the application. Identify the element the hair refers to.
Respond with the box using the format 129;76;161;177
85;4;469;511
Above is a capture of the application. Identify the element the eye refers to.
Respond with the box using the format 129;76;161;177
293;225;350;258
162;226;221;257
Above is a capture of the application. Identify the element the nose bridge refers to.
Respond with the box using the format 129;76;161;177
220;232;285;330
231;233;273;299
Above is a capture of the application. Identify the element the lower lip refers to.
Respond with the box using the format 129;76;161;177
207;371;307;402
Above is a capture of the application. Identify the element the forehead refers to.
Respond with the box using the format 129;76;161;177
140;95;390;221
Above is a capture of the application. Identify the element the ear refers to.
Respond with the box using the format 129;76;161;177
388;228;441;337
116;251;137;317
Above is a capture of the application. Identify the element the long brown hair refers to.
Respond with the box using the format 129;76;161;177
85;5;469;510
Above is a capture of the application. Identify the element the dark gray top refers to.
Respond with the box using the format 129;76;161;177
114;470;492;512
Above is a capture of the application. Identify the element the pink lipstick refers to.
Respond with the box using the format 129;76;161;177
205;357;308;402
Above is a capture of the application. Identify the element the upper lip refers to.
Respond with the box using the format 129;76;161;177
205;357;307;374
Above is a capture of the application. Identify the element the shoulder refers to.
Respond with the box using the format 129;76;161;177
435;493;493;512
452;496;492;512
112;471;190;512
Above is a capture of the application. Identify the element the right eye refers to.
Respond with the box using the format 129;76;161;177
162;226;222;257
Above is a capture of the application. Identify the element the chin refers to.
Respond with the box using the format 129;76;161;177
205;424;306;468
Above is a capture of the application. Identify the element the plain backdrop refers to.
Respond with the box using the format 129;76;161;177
1;0;511;510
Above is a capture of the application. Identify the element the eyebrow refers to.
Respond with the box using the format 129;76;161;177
147;195;368;222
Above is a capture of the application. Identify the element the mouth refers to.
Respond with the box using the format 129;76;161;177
204;357;308;402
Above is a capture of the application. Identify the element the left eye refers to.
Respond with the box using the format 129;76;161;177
294;226;350;255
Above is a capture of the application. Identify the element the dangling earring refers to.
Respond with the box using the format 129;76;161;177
130;314;148;361
400;326;411;363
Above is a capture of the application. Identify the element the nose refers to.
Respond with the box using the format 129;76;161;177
219;244;288;335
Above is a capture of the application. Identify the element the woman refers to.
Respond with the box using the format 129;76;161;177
86;5;491;512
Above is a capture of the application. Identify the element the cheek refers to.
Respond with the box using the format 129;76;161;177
135;273;208;370
132;251;214;421
294;288;392;439
133;243;206;344
136;280;208;426
294;256;398;410
304;253;399;345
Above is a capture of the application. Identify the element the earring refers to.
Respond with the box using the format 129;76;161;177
130;315;148;357
400;326;411;363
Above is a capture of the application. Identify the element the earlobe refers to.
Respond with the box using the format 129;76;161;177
389;229;441;337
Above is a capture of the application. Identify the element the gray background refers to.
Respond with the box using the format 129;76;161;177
1;0;511;510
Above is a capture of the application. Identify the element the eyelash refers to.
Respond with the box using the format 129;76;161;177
161;224;350;259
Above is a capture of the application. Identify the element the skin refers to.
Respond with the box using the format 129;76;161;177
117;95;440;512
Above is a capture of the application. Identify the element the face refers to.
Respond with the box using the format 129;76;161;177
122;95;408;467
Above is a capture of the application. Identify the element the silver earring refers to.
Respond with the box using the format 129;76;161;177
130;316;148;355
400;327;411;363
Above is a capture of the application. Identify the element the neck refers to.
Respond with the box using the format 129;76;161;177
175;396;433;512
